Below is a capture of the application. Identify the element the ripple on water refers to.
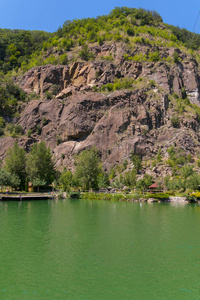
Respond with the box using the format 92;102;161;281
0;201;200;299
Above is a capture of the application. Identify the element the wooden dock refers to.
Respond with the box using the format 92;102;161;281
0;194;54;201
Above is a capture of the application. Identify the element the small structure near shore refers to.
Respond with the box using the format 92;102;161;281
149;182;163;193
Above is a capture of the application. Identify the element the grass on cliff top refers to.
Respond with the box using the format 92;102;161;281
95;77;162;95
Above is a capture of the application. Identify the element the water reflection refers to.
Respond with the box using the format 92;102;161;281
0;200;200;299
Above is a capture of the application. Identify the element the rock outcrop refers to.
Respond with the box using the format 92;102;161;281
2;41;200;178
18;43;200;105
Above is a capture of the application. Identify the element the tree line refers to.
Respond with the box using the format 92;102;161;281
2;142;200;193
0;143;149;192
2;7;199;75
0;141;55;191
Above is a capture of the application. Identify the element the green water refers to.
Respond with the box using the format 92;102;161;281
0;200;200;299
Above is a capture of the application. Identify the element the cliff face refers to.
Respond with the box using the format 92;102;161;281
2;42;200;177
16;89;168;169
18;43;200;104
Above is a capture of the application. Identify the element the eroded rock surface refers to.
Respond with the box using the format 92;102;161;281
2;42;200;178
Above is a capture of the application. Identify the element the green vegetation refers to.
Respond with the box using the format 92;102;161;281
130;152;142;173
0;6;198;76
0;74;27;119
136;174;153;190
0;8;200;199
168;25;200;50
79;45;94;61
124;50;161;62
74;147;102;190
0;29;51;73
1;143;200;200
5;142;26;189
101;78;133;92
59;170;73;192
1;141;55;190
26;142;55;186
145;193;170;200
170;114;180;128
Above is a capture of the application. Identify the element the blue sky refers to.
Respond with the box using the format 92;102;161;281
0;0;200;33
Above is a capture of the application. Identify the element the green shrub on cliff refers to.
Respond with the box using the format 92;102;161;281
79;45;94;61
170;114;180;128
130;152;142;173
101;78;133;92
0;78;27;118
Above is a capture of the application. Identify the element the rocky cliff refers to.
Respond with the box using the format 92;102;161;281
1;41;200;179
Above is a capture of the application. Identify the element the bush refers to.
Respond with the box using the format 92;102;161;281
191;192;200;199
102;54;113;61
186;195;197;203
127;27;135;36
42;117;48;126
130;152;142;173
51;85;60;95
105;83;114;92
173;51;179;63
79;45;94;61
149;51;160;62
149;80;156;87
170;115;180;128
59;53;68;65
27;129;32;137
6;124;23;136
45;91;52;99
36;125;41;135
145;193;169;200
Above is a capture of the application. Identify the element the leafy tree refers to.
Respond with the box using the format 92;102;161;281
9;173;21;190
0;169;13;187
186;173;200;190
59;170;73;191
98;172;109;188
32;177;46;193
5;142;26;189
164;177;185;191
121;169;137;188
26;142;55;186
136;174;153;190
130;152;142;173
181;165;194;179
74;147;102;190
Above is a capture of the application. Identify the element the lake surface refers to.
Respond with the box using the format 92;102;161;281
0;199;200;299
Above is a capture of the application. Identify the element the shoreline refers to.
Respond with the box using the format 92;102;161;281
0;192;197;204
71;192;194;204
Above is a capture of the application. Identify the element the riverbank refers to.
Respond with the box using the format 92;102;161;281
0;191;195;204
78;192;191;203
0;193;53;201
